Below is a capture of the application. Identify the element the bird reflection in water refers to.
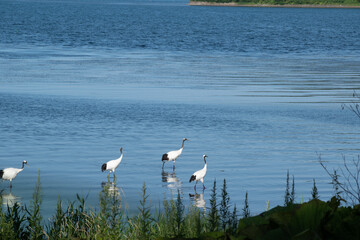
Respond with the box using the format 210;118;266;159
189;190;206;211
101;178;124;198
100;178;128;211
1;189;21;208
161;169;182;191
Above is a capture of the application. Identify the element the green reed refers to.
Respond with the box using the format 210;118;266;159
0;173;241;240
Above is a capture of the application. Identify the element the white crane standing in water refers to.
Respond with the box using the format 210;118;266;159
189;155;207;190
162;138;189;169
0;160;28;189
101;148;123;181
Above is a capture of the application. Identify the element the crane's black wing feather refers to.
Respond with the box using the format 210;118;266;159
162;153;169;161
101;164;107;172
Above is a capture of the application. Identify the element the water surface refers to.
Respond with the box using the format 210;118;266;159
1;0;360;218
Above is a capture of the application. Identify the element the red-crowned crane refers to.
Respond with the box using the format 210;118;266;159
0;160;28;189
101;148;123;180
162;138;189;169
189;155;207;190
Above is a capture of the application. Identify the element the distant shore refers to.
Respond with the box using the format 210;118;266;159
189;1;360;8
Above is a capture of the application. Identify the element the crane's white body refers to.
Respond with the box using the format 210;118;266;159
102;148;123;180
0;160;28;188
189;155;207;190
162;138;188;169
1;168;24;181
192;165;207;182
104;156;123;173
166;148;183;162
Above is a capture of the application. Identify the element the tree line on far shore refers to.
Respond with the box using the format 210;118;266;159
190;0;360;6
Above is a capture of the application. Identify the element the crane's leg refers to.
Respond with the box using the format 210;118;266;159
114;172;117;182
194;181;197;190
173;161;175;170
107;172;110;181
162;161;165;169
10;180;12;189
201;179;205;189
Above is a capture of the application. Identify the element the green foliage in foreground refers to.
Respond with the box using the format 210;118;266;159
190;0;360;6
1;173;360;239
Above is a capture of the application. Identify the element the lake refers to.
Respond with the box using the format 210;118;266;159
1;0;360;219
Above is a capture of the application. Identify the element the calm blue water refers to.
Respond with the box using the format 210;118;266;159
1;0;360;219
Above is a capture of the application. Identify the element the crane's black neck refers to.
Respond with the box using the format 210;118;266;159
181;139;186;148
22;162;25;169
203;157;207;164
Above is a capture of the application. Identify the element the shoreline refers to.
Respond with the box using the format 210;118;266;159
189;1;360;8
